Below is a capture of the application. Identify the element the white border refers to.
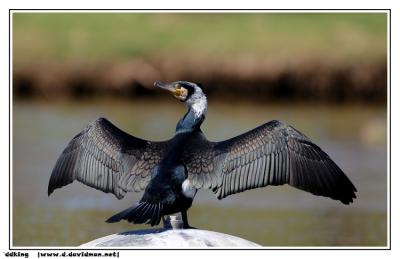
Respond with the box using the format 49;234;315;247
7;7;391;251
2;4;396;259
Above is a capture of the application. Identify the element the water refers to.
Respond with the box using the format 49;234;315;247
12;98;387;247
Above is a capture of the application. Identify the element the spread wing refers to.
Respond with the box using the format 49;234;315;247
184;120;357;204
48;117;168;199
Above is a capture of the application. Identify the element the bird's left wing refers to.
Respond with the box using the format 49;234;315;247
183;120;357;204
48;118;168;199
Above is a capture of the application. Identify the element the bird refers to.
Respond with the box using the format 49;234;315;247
48;80;357;229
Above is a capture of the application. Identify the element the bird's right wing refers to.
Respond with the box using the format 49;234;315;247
48;118;168;199
184;120;357;204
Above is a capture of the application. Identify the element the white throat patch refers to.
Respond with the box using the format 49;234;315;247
190;95;207;118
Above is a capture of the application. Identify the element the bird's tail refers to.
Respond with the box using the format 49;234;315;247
106;202;163;226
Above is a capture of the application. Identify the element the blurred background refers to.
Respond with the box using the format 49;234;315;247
12;12;387;247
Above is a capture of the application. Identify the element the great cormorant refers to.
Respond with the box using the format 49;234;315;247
48;80;357;228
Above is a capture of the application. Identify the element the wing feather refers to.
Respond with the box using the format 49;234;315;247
48;117;168;199
183;120;357;205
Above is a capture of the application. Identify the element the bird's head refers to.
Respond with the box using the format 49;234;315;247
154;80;205;104
155;80;207;121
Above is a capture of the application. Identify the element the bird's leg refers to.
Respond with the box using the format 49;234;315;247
162;216;167;228
181;210;196;229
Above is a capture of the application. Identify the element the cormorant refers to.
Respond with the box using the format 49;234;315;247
48;80;357;228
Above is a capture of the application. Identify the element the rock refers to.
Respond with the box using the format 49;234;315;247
81;215;261;247
80;228;261;247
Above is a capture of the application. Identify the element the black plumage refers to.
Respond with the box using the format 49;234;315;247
48;80;357;228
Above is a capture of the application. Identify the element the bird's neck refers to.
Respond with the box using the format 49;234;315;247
176;96;207;134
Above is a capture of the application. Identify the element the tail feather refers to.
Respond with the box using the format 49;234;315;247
135;203;152;223
150;203;161;226
106;202;163;226
105;206;135;223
